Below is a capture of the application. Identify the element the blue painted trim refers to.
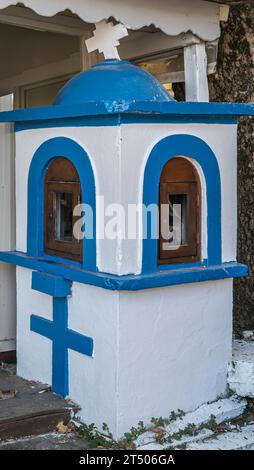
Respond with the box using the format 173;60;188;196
14;115;120;132
142;134;222;273
31;296;94;398
32;271;72;298
0;251;247;291
120;115;238;125
42;253;82;268
157;260;207;271
0;101;253;126
27;137;96;271
14;114;238;132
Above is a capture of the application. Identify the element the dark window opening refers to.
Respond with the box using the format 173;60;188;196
44;158;82;262
158;157;201;265
55;192;73;242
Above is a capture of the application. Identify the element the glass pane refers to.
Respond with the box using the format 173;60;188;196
136;50;184;97
55;192;73;242
167;194;187;248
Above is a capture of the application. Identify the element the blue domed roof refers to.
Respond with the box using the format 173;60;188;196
54;60;174;107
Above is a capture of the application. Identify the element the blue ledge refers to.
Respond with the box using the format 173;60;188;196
0;251;248;291
32;271;72;298
0;101;253;125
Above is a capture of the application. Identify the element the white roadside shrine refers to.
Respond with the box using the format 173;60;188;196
0;19;253;438
0;1;226;358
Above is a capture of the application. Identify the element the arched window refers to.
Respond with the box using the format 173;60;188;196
159;157;201;265
44;158;82;262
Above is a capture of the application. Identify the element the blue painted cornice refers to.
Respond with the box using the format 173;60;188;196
0;251;248;291
0;101;253;126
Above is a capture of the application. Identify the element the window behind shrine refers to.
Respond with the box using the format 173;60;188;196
44;158;82;262
159;157;201;265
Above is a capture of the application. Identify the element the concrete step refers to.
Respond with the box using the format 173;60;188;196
185;423;254;450
0;432;90;450
0;365;78;441
228;340;254;398
135;396;247;450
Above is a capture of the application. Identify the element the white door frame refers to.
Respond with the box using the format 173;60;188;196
0;94;16;355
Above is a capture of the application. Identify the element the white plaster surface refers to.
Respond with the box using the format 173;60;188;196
16;271;234;439
135;395;247;448
186;424;254;450
116;279;233;437
16;266;52;385
16;270;120;436
120;123;237;274
0;95;16;353
228;340;254;398
242;330;254;340
138;429;214;451
68;282;120;436
15;126;122;274
15;123;237;275
14;120;238;439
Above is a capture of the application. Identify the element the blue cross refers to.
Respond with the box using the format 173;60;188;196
30;277;94;398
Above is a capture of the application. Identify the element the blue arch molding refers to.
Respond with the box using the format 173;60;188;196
142;134;221;273
27;137;96;271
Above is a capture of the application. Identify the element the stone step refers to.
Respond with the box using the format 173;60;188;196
228;340;254;398
136;429;214;451
185;424;254;450
0;366;78;441
0;432;90;450
135;396;247;450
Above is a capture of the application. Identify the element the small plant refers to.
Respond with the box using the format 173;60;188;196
79;422;118;449
205;415;217;432
120;421;147;448
79;411;220;450
151;409;186;428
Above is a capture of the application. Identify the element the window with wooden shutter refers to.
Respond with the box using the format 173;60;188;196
44;158;82;262
158;157;201;265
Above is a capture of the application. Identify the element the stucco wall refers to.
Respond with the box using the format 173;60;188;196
16;265;233;439
15;122;237;275
14;119;238;437
117;279;233;437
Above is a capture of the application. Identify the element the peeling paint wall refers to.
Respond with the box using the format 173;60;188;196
208;1;254;334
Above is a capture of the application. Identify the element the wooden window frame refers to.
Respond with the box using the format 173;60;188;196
158;157;201;265
44;158;82;263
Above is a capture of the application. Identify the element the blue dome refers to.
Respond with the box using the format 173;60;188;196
54;60;174;107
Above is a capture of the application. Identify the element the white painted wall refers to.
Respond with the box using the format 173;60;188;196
15;122;237;275
117;279;233;437
120;123;237;274
15;126;121;274
14;121;237;437
16;267;52;383
0;94;16;353
16;268;233;439
16;267;120;434
68;283;119;435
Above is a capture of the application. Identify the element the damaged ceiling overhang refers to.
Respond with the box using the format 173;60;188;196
0;0;222;41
